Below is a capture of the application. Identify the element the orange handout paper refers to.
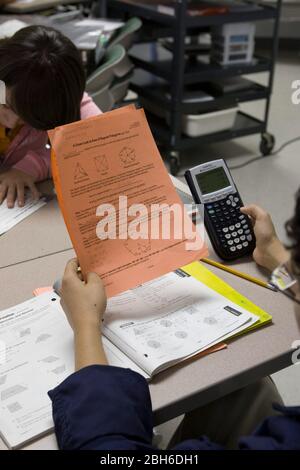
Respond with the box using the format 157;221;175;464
49;107;208;297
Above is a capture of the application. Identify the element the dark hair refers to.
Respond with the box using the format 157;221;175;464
286;189;300;272
0;25;85;130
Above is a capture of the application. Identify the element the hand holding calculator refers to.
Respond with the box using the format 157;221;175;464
185;159;256;260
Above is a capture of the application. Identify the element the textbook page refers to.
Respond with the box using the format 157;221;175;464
49;107;208;297
0;293;146;448
103;272;258;377
0;195;48;236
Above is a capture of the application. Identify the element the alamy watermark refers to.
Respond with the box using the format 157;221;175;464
291;80;300;105
292;340;300;365
95;196;205;251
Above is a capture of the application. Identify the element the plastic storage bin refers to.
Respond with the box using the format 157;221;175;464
181;107;238;137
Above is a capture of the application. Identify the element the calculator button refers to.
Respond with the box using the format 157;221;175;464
245;229;250;234
225;234;231;239
230;246;236;252
228;240;233;245
234;197;239;203
240;235;246;241
237;244;243;250
237;229;243;235
226;200;231;205
229;225;235;231
247;235;253;241
243;241;249;247
232;231;237;237
239;215;245;220
235;223;241;229
241;219;247;225
222;227;229;233
234;238;239;243
231;202;236;208
207;204;213;209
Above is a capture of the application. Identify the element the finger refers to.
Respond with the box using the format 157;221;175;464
240;205;267;220
28;182;40;201
6;184;16;208
63;258;80;279
0;183;8;205
16;182;25;207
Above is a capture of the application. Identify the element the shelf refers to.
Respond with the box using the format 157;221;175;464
130;45;272;84
131;73;270;114
108;0;277;28
145;111;266;150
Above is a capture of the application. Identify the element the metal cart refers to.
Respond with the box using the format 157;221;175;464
106;0;282;175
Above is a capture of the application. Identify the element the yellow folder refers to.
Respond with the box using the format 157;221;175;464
182;261;272;334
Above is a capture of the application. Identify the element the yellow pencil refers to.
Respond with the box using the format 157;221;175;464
201;258;277;291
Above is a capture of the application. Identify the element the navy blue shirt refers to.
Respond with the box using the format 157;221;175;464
48;365;300;450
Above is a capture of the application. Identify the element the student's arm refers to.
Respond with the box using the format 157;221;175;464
48;259;154;450
241;205;289;271
59;258;108;370
12;145;50;183
1;130;50;207
80;92;102;119
238;405;300;450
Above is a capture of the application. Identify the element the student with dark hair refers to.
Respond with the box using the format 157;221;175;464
48;200;300;450
0;25;101;208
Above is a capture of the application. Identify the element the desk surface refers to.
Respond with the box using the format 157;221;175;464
0;182;72;269
0;181;299;450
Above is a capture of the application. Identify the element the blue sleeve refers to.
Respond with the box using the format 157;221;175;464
48;364;221;451
48;365;154;450
238;404;300;450
49;365;300;451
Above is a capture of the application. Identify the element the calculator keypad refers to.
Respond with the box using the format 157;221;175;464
206;193;253;254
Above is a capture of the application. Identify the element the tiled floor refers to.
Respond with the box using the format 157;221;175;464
157;50;300;448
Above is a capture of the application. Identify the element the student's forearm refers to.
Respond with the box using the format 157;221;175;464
74;324;108;371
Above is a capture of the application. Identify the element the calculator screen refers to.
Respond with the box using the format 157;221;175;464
196;167;230;195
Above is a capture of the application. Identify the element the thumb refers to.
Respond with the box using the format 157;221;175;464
86;271;101;284
240;204;263;220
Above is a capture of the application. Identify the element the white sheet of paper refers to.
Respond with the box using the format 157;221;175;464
74;18;124;32
0;196;47;236
0;20;28;39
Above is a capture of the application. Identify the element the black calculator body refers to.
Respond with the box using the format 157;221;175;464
185;159;255;261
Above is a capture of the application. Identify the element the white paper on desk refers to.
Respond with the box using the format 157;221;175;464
0;293;73;449
0;292;147;449
74;18;124;32
0;20;28;39
103;272;259;377
0;195;48;236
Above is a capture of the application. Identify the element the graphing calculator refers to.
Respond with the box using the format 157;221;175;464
185;159;255;260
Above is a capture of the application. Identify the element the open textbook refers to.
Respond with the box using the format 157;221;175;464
0;194;49;236
0;267;261;448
